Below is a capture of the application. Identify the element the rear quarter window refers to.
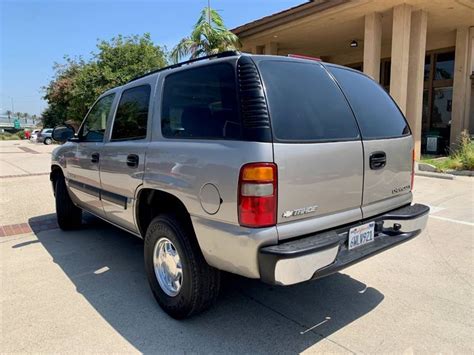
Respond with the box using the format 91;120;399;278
161;63;240;140
258;60;360;142
328;66;410;139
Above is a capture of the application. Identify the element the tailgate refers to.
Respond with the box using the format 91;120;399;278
255;58;365;241
361;136;413;217
327;65;414;218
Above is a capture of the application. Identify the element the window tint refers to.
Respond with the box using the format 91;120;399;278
434;51;455;80
329;67;410;139
111;85;150;141
80;94;115;142
258;60;360;142
161;63;240;140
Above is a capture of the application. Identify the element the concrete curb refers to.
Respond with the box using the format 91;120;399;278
446;170;474;177
415;171;455;180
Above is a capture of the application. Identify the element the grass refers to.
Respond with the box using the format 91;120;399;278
421;131;474;172
0;132;21;140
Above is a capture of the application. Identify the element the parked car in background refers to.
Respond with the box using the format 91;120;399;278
30;129;41;142
37;128;53;145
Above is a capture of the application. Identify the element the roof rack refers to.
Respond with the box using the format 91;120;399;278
128;50;241;84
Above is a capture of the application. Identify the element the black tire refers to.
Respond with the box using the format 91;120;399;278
55;176;82;230
44;137;52;145
144;214;220;319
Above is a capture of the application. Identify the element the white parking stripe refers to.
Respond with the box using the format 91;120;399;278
429;215;474;226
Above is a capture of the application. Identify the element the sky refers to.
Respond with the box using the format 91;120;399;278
0;0;303;115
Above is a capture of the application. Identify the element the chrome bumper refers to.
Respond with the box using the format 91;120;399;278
258;204;430;286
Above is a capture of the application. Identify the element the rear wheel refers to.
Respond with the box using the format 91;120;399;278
144;214;220;319
44;137;52;145
55;176;82;230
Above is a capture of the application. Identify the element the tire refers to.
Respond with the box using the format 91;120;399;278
144;214;220;319
55;176;82;230
44;137;52;145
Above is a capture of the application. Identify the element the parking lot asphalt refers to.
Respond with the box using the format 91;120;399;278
0;140;473;353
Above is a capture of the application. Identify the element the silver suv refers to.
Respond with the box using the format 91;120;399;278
50;52;429;319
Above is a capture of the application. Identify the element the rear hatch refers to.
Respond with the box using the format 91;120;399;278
327;65;413;219
256;58;365;240
255;57;413;241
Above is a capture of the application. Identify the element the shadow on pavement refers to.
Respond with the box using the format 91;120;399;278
26;214;384;353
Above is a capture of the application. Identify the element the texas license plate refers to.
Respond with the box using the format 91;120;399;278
348;222;375;250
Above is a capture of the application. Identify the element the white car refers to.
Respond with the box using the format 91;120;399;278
30;129;41;142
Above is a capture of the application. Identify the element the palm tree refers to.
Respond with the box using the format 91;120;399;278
23;112;29;123
171;6;240;63
6;110;12;121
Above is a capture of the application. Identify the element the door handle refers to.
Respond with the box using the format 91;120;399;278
91;152;100;163
126;154;139;168
369;151;386;170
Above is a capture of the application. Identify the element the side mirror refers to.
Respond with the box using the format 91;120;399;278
52;125;75;143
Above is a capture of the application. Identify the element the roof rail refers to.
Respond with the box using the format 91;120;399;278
128;50;241;83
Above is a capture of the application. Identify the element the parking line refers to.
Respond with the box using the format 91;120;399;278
429;215;474;226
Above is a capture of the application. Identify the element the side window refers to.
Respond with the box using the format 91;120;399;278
111;85;151;141
328;66;410;139
80;94;115;142
161;63;240;140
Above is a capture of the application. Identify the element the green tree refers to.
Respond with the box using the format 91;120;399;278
43;33;167;124
171;6;239;63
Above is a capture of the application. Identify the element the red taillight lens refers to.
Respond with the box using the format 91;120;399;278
411;149;415;191
238;163;277;228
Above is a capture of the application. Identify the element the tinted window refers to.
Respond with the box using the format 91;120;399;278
80;94;115;142
435;52;455;80
161;63;240;139
258;61;360;142
111;85;150;141
329;67;410;139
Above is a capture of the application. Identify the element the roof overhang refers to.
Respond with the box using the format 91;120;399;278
232;0;349;38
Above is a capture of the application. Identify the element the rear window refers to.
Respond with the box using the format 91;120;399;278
258;60;360;142
161;63;240;140
328;66;410;139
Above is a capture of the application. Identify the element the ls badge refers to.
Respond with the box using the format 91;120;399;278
282;205;318;218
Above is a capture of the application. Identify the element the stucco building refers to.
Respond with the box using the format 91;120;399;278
232;0;474;158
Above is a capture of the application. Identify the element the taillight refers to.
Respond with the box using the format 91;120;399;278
411;149;415;191
238;163;277;228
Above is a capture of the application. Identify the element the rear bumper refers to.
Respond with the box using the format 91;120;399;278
258;203;429;285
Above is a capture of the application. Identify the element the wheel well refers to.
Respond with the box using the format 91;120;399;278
136;189;193;237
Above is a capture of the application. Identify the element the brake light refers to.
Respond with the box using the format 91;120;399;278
287;54;321;61
411;149;415;191
238;163;277;228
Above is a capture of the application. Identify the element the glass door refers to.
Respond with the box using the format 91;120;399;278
421;49;455;155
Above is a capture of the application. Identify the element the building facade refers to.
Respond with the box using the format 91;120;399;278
232;0;474;158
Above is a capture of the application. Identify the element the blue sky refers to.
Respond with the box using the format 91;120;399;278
0;0;303;115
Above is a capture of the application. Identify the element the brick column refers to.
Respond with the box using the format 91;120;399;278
363;12;382;82
406;10;428;160
390;4;412;114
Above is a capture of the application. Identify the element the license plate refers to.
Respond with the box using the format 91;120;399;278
348;222;375;250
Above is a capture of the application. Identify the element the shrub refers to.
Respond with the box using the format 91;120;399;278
452;131;474;171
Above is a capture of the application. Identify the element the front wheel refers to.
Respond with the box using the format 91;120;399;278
44;137;52;145
144;214;220;319
55;176;82;230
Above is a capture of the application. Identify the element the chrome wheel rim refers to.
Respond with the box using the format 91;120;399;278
153;238;183;297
